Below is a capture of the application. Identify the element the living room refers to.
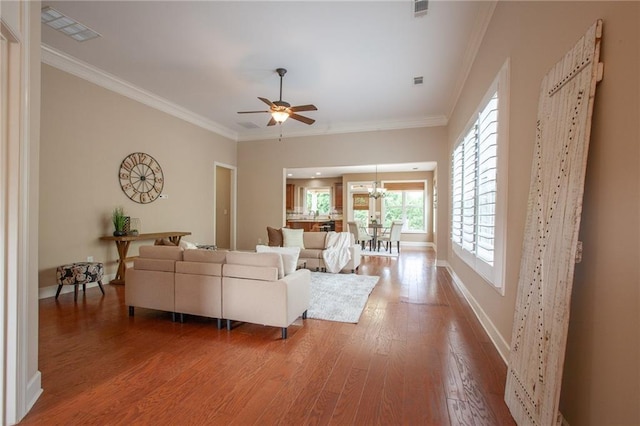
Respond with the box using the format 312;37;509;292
2;1;639;425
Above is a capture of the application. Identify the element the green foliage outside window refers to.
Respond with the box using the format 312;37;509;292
382;190;425;231
306;191;331;214
354;210;369;225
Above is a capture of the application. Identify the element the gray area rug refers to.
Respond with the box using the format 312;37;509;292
360;248;399;257
307;272;380;323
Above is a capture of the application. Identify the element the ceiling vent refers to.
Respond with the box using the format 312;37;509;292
414;76;424;85
41;6;101;42
238;121;260;129
414;0;428;17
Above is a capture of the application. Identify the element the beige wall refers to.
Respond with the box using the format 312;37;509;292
447;2;639;424
236;127;447;253
39;65;236;287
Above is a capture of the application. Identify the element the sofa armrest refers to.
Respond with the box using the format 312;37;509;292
222;268;310;328
280;268;311;324
342;244;361;272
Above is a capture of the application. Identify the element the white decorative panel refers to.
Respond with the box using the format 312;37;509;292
505;20;603;426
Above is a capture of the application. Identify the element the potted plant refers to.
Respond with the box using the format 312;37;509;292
112;206;127;236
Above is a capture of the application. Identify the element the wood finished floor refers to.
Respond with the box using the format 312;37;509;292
21;248;515;425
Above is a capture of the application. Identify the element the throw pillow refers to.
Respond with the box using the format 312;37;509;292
256;245;301;276
281;227;305;249
156;238;177;246
179;239;198;250
267;226;284;247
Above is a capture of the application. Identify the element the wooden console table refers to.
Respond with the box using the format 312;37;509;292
100;231;191;285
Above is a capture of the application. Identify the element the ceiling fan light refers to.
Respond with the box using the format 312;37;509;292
272;111;289;123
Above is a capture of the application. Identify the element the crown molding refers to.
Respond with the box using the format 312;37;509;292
447;0;498;118
41;44;448;143
41;44;239;141
237;115;448;142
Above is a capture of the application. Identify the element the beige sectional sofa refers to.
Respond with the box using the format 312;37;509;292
268;228;361;273
126;245;310;339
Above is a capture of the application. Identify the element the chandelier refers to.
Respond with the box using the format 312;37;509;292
368;165;387;199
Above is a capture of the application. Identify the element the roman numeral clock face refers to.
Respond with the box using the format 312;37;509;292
119;152;164;204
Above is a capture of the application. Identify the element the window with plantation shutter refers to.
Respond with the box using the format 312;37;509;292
477;93;498;265
451;60;509;291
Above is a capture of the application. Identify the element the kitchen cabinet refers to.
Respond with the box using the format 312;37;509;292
286;220;342;232
286;184;295;210
286;221;315;232
334;183;343;210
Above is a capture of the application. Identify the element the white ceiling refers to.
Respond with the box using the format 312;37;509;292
41;1;496;143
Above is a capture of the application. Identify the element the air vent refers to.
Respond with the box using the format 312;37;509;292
41;6;101;42
238;121;260;129
414;0;428;17
414;76;424;85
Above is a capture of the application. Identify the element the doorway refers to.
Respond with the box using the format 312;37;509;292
214;163;236;250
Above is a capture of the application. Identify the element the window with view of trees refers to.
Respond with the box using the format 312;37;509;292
306;189;330;214
382;182;426;231
352;192;370;225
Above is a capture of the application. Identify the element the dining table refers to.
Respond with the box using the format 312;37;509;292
367;223;387;251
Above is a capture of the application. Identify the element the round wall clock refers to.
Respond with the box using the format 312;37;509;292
118;152;164;204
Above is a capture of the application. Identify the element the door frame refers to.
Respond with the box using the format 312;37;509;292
213;162;237;250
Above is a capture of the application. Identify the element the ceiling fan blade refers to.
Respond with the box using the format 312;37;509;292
289;104;317;113
237;110;269;114
289;113;315;125
258;97;275;107
267;117;277;126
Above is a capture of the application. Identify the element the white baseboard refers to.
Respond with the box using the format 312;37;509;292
398;241;433;248
445;265;511;364
25;371;42;416
38;273;115;300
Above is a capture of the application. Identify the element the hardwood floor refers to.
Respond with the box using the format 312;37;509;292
21;248;515;425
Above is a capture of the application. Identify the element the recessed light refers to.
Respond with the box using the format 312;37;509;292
287;173;293;177
315;172;321;176
41;6;101;42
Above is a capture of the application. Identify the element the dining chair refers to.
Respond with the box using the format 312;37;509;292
348;221;372;250
377;220;403;253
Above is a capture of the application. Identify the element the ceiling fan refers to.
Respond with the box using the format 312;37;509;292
237;68;317;126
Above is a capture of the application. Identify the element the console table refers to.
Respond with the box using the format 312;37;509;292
100;231;191;284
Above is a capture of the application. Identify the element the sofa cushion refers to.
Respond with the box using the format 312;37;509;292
302;231;327;250
267;226;283;247
139;245;184;260
176;261;223;276
134;258;177;272
256;245;300;275
299;248;323;259
282;228;305;249
225;251;284;279
183;249;227;263
223;264;279;282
